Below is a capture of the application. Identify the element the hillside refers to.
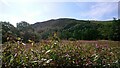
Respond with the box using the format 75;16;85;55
31;18;79;32
31;18;112;33
1;18;120;43
31;18;113;40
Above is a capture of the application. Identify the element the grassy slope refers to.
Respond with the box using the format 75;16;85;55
31;18;112;35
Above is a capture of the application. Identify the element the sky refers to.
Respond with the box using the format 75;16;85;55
0;0;119;26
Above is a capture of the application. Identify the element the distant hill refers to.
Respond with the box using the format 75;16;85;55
31;18;112;34
31;18;112;31
29;18;114;40
1;18;120;43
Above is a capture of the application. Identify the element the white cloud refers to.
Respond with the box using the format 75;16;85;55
0;0;118;26
0;0;10;7
76;0;119;2
0;1;59;26
1;0;119;3
80;3;118;20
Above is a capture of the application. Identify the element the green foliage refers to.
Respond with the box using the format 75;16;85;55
17;21;32;31
1;21;18;43
111;18;120;41
2;35;120;67
60;22;99;40
17;21;39;43
58;18;119;41
68;38;76;41
1;18;120;44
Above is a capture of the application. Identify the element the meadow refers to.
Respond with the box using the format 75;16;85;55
1;35;120;68
1;6;120;68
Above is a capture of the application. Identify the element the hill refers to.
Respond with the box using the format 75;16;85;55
31;18;113;40
32;18;111;32
1;18;120;43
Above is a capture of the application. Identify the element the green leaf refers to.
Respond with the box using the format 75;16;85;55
10;54;14;63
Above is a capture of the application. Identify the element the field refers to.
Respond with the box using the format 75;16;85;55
1;38;120;68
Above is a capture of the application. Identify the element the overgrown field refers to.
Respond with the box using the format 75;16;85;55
1;39;120;67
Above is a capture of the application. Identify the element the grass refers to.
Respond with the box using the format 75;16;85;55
1;36;120;68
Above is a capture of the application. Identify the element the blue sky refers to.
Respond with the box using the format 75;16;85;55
0;0;119;26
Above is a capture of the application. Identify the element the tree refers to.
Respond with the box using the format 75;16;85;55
111;18;120;41
1;21;18;43
16;21;39;42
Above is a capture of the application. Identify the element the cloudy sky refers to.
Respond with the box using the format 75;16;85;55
0;0;119;26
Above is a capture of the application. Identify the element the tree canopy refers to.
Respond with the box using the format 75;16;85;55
1;18;120;43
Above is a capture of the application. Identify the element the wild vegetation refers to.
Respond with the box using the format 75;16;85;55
1;33;120;67
1;18;120;44
0;18;120;67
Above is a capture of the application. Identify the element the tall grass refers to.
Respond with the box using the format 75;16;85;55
1;34;120;67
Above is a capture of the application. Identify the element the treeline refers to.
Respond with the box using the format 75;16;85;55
59;18;120;41
1;18;120;43
1;21;40;43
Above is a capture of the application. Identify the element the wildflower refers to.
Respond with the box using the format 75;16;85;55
22;43;26;46
45;50;51;54
110;52;113;55
113;60;118;63
26;57;28;59
31;49;34;51
42;50;45;53
17;37;21;40
98;64;101;65
86;63;89;66
95;43;99;48
108;64;110;66
54;42;57;45
73;61;75;63
17;41;20;44
56;41;58;43
7;37;9;40
28;40;34;46
103;65;106;67
31;42;34;46
65;54;70;57
31;61;38;63
28;40;33;43
94;54;99;61
14;53;17;57
46;59;52;63
41;58;47;61
95;54;98;58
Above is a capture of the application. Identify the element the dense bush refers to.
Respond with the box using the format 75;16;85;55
1;34;120;67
